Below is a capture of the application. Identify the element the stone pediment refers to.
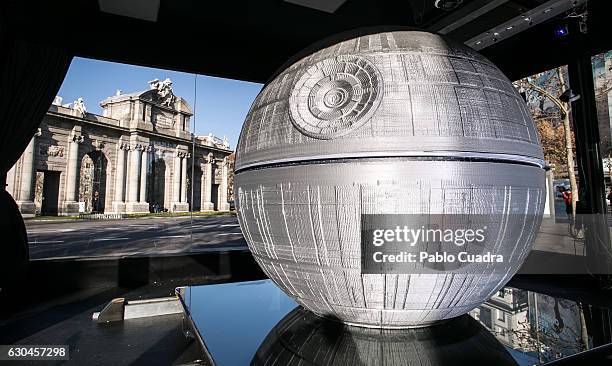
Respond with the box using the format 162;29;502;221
100;79;193;116
137;90;193;115
139;89;173;108
98;80;193;134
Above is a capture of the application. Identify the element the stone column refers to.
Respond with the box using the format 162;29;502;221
173;153;181;203
128;144;141;203
6;164;16;197
139;146;149;203
112;142;127;212
16;129;41;216
171;149;189;212
125;148;132;197
125;143;149;213
18;138;35;201
218;156;230;211
200;153;214;211
180;155;188;203
62;128;83;215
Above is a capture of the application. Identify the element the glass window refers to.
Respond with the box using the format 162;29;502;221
513;65;586;261
592;51;612;195
5;57;262;260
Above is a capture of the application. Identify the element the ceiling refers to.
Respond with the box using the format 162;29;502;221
2;0;610;83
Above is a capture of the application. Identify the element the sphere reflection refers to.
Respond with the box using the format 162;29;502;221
252;307;517;366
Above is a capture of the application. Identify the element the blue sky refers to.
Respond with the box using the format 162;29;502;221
57;57;263;149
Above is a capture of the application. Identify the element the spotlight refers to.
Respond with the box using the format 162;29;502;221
434;0;463;11
554;24;569;37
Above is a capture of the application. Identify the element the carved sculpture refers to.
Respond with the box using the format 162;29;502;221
73;97;87;117
148;78;175;107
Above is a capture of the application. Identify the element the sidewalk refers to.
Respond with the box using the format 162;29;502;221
533;218;585;256
24;210;236;224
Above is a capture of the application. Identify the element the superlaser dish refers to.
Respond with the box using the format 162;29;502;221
234;30;545;328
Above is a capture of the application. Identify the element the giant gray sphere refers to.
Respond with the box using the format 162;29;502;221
235;30;545;328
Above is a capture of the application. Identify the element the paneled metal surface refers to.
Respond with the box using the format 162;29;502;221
235;31;545;328
235;31;543;171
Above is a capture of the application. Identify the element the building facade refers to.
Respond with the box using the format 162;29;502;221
470;287;530;351
7;80;232;217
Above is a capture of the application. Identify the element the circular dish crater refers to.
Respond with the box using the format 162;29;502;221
289;55;382;139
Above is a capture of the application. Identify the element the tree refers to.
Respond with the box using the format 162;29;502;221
515;67;578;217
535;117;572;171
226;153;235;201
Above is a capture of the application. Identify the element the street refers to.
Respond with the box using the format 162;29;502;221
26;214;247;260
24;210;612;260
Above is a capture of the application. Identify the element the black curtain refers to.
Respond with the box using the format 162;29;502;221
0;15;73;303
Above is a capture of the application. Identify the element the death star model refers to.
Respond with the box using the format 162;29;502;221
234;30;545;328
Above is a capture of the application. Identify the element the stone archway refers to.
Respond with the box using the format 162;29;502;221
150;158;167;212
79;150;108;213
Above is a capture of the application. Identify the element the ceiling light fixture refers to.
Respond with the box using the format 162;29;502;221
560;89;581;103
466;0;586;51
434;0;464;11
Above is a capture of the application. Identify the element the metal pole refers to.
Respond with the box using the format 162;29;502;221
568;54;612;280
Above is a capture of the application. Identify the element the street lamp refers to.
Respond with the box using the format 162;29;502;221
559;89;581;103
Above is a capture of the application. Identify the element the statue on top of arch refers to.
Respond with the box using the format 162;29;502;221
148;78;175;108
73;97;87;117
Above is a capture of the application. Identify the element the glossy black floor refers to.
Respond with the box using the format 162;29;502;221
1;250;611;365
181;275;612;366
0;250;266;365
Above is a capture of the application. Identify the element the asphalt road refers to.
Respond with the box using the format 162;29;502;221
25;215;247;260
